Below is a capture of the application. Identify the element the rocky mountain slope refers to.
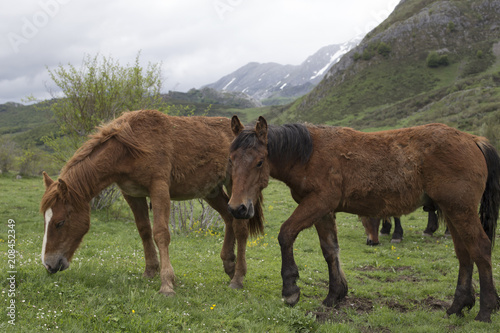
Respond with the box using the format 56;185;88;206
272;0;500;143
203;38;360;105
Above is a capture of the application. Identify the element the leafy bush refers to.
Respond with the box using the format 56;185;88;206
357;41;391;61
377;42;392;58
426;51;449;68
0;138;19;173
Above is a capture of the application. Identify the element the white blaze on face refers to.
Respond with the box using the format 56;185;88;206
41;208;53;265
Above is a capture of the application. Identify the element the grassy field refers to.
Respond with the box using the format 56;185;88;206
1;175;500;332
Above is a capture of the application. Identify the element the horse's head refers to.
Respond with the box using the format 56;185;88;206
40;172;90;274
228;116;270;219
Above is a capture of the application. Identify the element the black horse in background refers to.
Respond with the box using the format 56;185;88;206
362;204;449;245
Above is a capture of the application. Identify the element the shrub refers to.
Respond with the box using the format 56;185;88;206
446;21;456;33
377;42;392;58
426;51;449;68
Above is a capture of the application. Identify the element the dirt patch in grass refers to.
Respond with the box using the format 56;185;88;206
308;295;450;324
418;295;450;310
308;295;374;323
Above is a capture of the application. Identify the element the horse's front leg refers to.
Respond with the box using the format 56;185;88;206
230;218;249;289
205;192;248;288
278;195;334;306
150;183;175;296
220;218;236;279
122;194;159;277
314;212;348;307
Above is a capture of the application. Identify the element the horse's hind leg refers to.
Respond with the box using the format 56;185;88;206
380;218;392;236
423;209;439;236
315;212;348;306
445;218;475;317
445;211;499;322
123;194;159;277
391;217;403;243
205;190;248;289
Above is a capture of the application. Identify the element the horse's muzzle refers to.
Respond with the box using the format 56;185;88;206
44;257;69;274
228;202;254;219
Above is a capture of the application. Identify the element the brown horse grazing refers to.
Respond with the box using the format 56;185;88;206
362;208;439;245
40;110;264;296
361;216;403;245
227;116;500;322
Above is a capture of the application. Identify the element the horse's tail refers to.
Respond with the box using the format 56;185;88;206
476;139;500;248
249;192;265;237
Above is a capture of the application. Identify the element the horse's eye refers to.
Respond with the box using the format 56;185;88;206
56;220;65;229
256;160;263;168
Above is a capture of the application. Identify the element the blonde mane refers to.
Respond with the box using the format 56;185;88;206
41;113;152;212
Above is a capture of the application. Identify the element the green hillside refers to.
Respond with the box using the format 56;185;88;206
268;0;500;145
0;91;263;150
0;102;56;146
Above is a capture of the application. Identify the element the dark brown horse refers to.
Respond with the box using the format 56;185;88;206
40;110;263;296
227;116;500;322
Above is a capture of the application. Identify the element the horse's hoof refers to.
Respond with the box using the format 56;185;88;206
283;292;300;306
158;289;176;297
391;238;402;243
422;232;433;237
229;281;243;289
475;311;492;323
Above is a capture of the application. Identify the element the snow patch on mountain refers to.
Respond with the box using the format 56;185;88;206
203;37;361;104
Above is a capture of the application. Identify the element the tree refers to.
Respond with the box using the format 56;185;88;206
43;51;166;209
44;51;165;162
0;138;19;173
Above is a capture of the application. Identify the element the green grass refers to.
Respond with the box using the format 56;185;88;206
1;176;500;332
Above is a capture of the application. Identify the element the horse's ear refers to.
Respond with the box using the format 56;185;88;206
255;116;268;144
231;115;244;136
58;178;69;196
43;171;54;189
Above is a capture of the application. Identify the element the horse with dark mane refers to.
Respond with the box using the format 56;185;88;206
227;116;500;322
40;110;263;296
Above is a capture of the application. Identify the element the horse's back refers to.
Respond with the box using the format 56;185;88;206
115;110;233;199
308;123;488;216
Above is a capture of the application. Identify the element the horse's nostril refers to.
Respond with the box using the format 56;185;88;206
228;204;249;218
237;204;248;216
45;259;66;274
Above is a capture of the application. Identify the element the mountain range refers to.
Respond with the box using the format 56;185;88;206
267;0;500;145
203;38;361;105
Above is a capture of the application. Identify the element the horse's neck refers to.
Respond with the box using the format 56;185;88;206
61;149;121;202
269;163;294;185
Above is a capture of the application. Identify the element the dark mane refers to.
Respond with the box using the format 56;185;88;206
231;123;313;168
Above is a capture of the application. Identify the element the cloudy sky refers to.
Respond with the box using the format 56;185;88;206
0;0;399;104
